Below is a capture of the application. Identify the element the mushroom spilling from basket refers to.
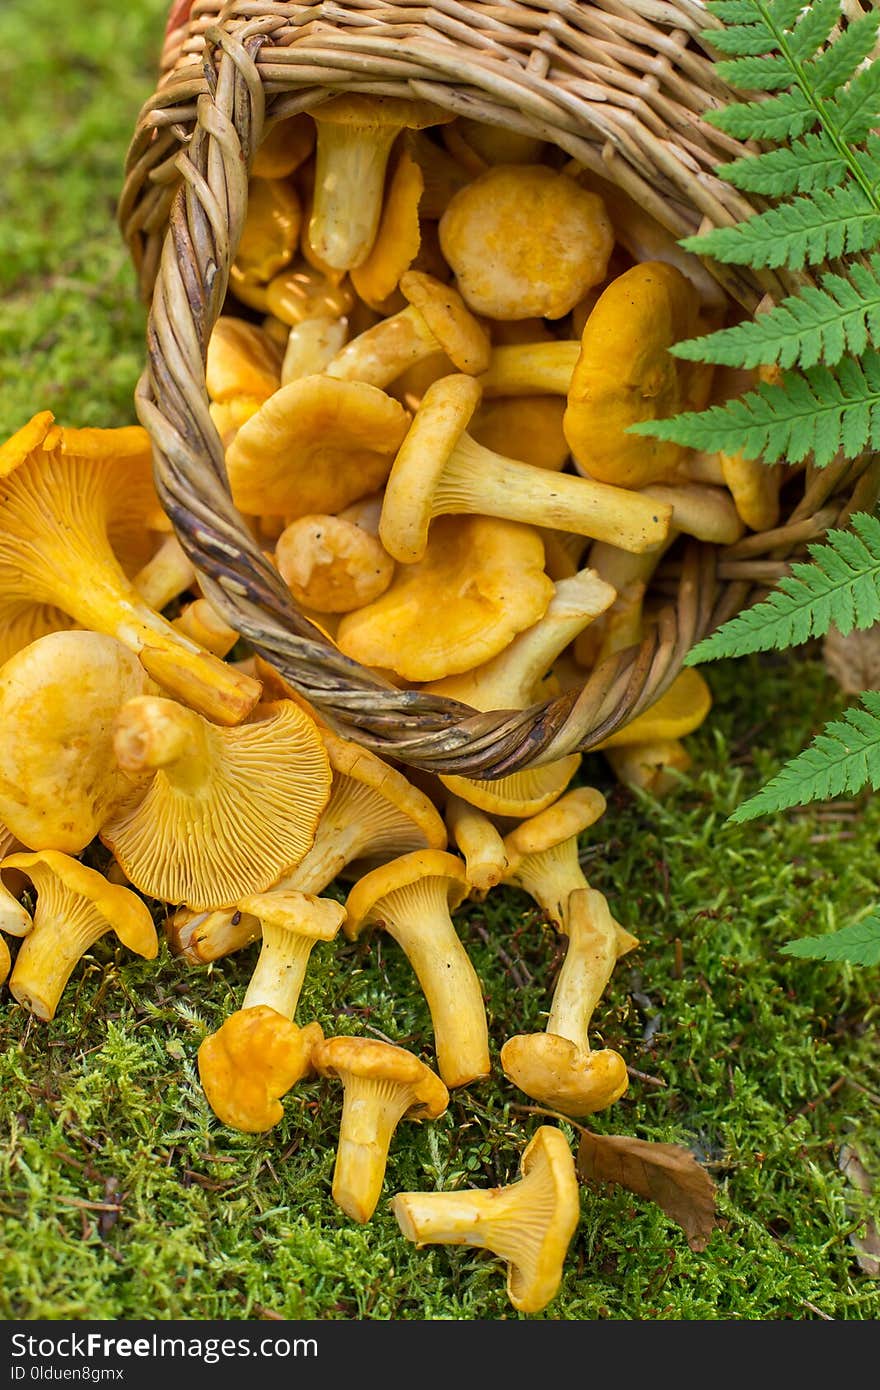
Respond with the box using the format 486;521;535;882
1;110;773;1313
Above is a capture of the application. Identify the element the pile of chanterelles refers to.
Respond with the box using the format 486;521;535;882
0;107;773;1313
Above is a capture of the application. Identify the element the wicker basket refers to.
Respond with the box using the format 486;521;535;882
118;0;880;779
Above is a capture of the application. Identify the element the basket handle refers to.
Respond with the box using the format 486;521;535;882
134;20;719;777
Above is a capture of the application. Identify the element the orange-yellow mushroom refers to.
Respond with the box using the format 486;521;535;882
350;150;425;310
197;1004;324;1133
232;177;302;285
274;514;395;613
252;113;316;180
392;1124;580;1314
239;891;346;1019
313;1036;449;1223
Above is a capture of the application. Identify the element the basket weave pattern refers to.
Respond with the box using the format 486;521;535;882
119;0;880;777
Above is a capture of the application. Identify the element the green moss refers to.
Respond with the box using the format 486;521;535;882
0;0;878;1323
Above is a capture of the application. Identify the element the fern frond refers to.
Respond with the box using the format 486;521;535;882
708;87;817;141
671;255;880;370
729;691;880;820
679;184;880;271
686;514;880;663
717;131;846;194
782;915;880;965
630;351;880;466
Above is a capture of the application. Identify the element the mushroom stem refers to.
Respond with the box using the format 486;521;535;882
326;304;438;387
241;927;317;1018
332;1076;417;1223
132;534;197;611
545;887;618;1042
310;124;400;270
361;877;489;1089
478;342;580;397
113;697;206;783
444;796;508;895
439;433;671;554
9;893;113;1021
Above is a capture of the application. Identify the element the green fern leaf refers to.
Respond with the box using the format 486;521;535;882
680;184;880;270
713;53;802;91
685;514;880;663
631;351;880;466
835;61;880;141
729;691;880;820
717;131;846;194
708;15;776;56
671;256;880;370
805;10;880;96
707;87;816;141
782;915;880;965
785;0;842;64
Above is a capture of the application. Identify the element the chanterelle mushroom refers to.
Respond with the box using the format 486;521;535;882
224;375;409;519
336;513;554;682
563;260;700;488
378;374;672;564
426;568;616;819
4;850;157;1021
350;149;425;311
438;164;614;320
238;891;346;1020
325;269;490;389
166;724;447;963
232;177;302;285
274;513;395;613
344;850;490;1090
0;413;261;724
391;1124;580;1314
444;795;508;896
206;316;283;405
308;95;455;270
501;787;611;931
101;695;332;910
0;631;155;853
198;1004;324;1133
252;112;316;180
313;1035;449;1223
501;887;634;1117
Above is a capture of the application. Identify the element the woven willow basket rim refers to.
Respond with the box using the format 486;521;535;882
120;0;880;779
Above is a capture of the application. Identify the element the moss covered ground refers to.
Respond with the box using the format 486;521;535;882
0;0;878;1323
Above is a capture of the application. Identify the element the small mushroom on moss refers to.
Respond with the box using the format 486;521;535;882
167;725;446;962
308;96;455;270
225;375;409;519
325;270;490;389
391;1124;580;1314
344;850;490;1090
198;1004;324;1133
337;513;553;682
439;164;613;320
4;850;157;1021
274;513;395;613
563;260;700;488
101;695;332;910
314;1035;449;1223
501;787;614;930
238;890;346;1019
604;737;693;797
0;413;261;724
0;631;154;853
500;887;634;1117
378;374;672;564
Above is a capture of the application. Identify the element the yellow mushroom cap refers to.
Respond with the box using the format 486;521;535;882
469;396;569;471
274;513;395;613
225;375;409;518
500;1033;629;1116
439;164;614;321
205;316;283;403
251;113;316;180
504;786;608;860
101;696;332;910
399;270;491;375
4;849;157;1020
344;848;469;940
0;631;154;853
564;260;700;488
336;514;553;682
313;1034;449;1119
233;177;302;284
391;1124;580;1314
197;1005;323;1133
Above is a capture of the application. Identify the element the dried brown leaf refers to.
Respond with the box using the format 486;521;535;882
577;1129;718;1252
823;627;880;695
839;1143;880;1278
